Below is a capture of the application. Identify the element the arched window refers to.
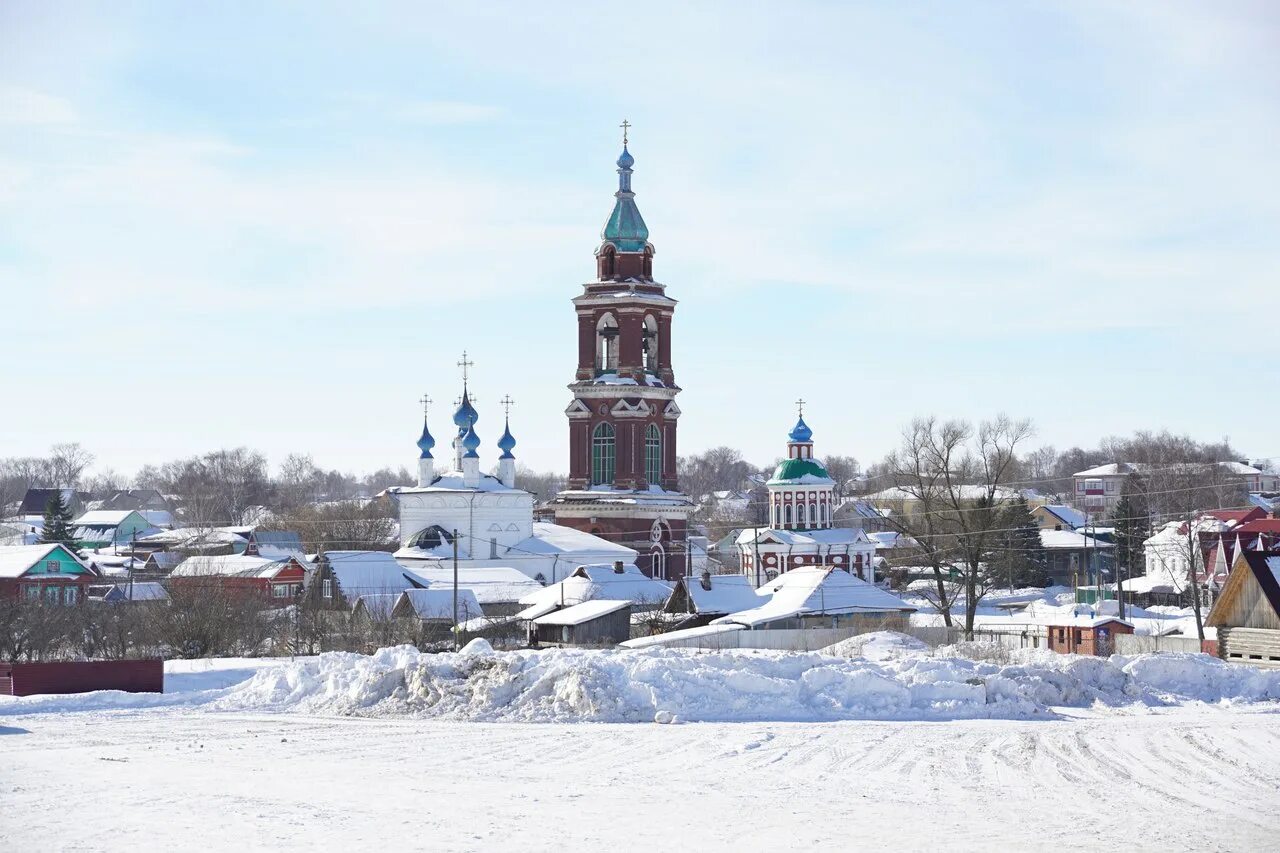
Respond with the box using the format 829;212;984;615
809;503;818;528
591;422;616;485
601;245;617;279
650;545;666;580
645;423;662;485
642;247;653;279
784;504;793;527
642;315;659;372
596;314;619;372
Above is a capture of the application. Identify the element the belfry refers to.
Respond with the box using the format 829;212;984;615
547;128;694;581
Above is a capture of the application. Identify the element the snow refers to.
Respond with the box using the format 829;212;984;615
713;566;913;627
0;543;92;577
533;599;630;626
822;630;929;661
321;550;416;599
2;648;1280;850
169;553;298;579
401;565;545;604
680;573;762;615
517;563;673;612
1040;529;1113;550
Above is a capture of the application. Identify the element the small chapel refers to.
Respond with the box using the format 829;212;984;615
545;131;695;581
737;410;876;588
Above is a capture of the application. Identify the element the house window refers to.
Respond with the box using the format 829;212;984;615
45;560;60;573
63;586;78;605
1105;480;1115;493
645;424;662;485
591;422;616;485
271;583;293;599
1076;481;1085;493
24;586;39;602
45;586;59;604
322;579;333;599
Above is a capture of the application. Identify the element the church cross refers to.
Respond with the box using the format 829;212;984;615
796;398;806;418
419;394;432;417
457;351;474;384
500;395;515;417
620;119;631;146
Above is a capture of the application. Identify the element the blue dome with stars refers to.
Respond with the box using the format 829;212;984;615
788;416;813;443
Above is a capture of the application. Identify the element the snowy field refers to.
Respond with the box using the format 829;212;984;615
3;642;1280;852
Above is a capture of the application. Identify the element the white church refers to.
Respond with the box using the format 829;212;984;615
391;373;636;584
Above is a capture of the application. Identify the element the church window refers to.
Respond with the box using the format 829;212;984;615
642;315;659;371
650;545;666;580
784;504;793;526
592;422;616;485
645;424;662;484
596;314;620;372
601;245;616;279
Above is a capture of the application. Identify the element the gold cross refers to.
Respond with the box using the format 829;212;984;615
620;119;631;146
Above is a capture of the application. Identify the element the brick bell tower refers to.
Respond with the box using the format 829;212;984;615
549;127;694;581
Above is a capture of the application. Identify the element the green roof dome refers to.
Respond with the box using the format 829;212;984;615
768;457;835;485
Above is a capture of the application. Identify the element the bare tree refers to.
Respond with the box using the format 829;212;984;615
883;415;1033;637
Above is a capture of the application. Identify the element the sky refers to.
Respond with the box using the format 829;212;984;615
1;2;1277;480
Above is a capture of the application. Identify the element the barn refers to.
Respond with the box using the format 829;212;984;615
1206;551;1280;668
532;599;632;646
1044;616;1134;656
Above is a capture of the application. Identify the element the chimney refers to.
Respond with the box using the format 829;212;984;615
417;457;434;488
613;560;624;574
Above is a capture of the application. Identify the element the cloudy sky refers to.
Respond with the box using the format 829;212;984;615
2;2;1277;478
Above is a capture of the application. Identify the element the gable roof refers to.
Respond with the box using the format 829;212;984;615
0;544;95;579
169;554;302;579
1207;552;1280;627
1038;504;1087;529
672;573;762;615
516;563;672;616
400;565;543;605
17;488;87;516
533;599;630;626
319;550;414;601
712;566;913;628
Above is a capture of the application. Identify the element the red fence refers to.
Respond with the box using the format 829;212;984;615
0;660;164;696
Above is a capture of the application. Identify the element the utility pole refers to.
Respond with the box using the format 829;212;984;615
1188;513;1205;641
452;528;460;651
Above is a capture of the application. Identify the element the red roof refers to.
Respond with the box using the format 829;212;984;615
1204;508;1266;525
1237;518;1280;534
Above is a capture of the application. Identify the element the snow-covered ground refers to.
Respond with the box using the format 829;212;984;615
3;643;1279;851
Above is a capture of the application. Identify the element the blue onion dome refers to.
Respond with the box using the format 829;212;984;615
789;416;813;443
416;420;435;459
497;419;517;460
616;145;634;170
462;423;482;458
453;388;478;430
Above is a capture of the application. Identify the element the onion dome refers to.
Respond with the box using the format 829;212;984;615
769;457;834;486
497;418;517;460
788;416;813;443
462;423;481;459
601;145;649;252
416;419;435;459
453;388;478;431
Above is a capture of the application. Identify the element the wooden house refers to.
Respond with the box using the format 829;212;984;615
352;587;484;645
1206;551;1280;668
0;544;100;604
17;488;90;518
1045;616;1134;656
71;510;155;549
532;599;632;646
167;553;308;602
303;550;416;611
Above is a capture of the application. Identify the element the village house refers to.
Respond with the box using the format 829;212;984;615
1206;551;1280;668
303;550;416;610
710;566;915;631
514;561;672;622
352;587;484;643
167;553;309;602
401;564;543;618
16;488;90;519
1071;462;1274;518
1039;528;1114;587
1044;615;1134;656
1031;504;1086;531
85;581;170;605
0;544;100;604
663;572;764;629
71;510;156;550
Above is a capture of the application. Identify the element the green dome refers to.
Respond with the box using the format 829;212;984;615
768;457;834;485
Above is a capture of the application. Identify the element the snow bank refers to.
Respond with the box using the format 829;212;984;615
822;631;928;661
204;644;1280;723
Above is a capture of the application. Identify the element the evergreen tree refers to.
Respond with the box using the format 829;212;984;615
989;496;1049;589
1112;475;1151;587
39;492;76;546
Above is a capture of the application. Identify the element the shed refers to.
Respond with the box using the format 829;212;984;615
86;581;170;604
532;599;632;646
1206;551;1280;668
1044;616;1134;656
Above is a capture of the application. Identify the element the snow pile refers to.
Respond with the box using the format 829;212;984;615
207;644;1280;723
823;631;928;661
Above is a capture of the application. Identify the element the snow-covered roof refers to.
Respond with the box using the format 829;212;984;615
399;565;543;604
620;622;745;649
90;581;169;603
321;550;415;600
398;587;482;621
713;567;914;628
1039;504;1087;529
516;522;635;557
867;531;917;549
0;544;93;578
136;527;251;548
1040;529;1114;550
533;599;630;626
517;563;672;613
864;485;1023;503
395;471;528;496
679;573;762;615
71;510;144;527
169;554;301;579
737;527;872;548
